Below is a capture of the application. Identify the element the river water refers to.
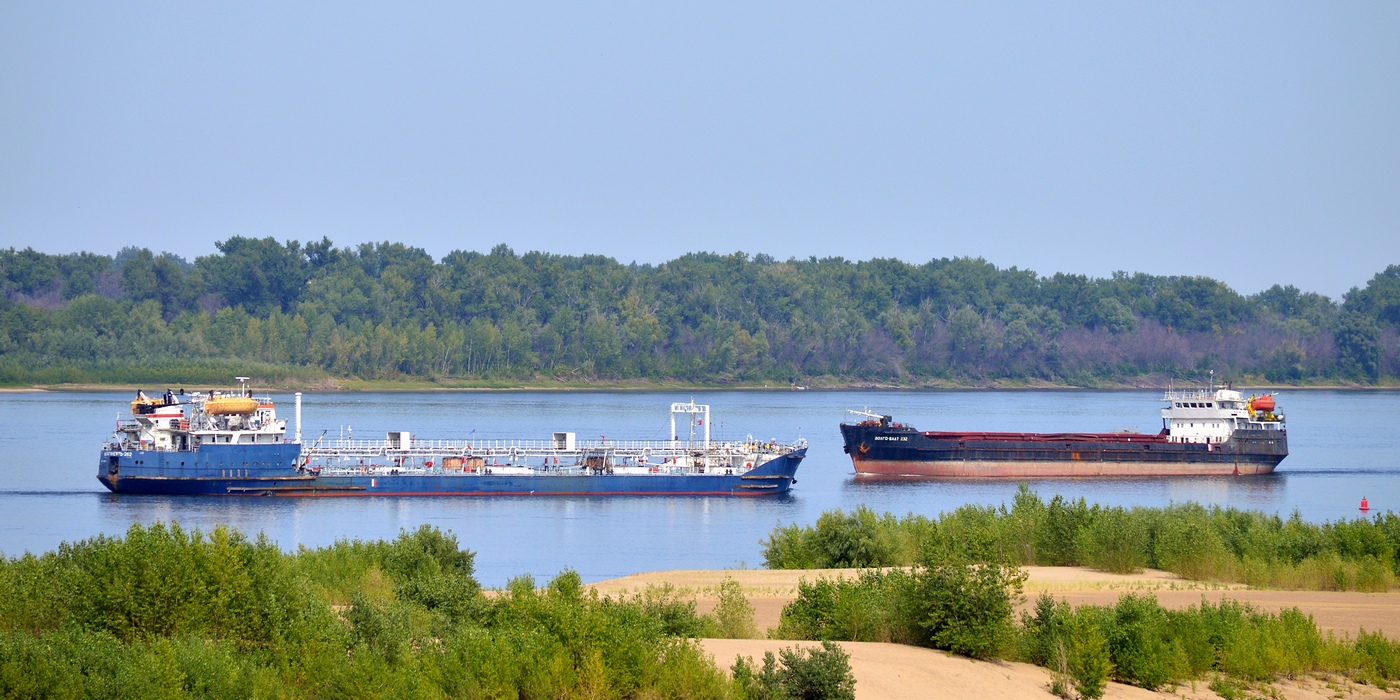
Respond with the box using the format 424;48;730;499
1;389;1396;586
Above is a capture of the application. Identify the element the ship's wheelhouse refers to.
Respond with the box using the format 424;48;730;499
1161;387;1284;444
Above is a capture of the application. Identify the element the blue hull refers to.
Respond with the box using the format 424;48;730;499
99;446;805;497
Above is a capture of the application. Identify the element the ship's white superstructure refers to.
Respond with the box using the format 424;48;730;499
1161;386;1284;444
106;378;289;452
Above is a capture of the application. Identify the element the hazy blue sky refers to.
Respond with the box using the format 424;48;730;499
2;3;1396;298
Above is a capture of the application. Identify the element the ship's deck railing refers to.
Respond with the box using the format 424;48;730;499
304;437;802;458
310;462;717;477
1162;389;1216;401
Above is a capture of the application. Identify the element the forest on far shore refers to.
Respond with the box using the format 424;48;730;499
1;238;1398;386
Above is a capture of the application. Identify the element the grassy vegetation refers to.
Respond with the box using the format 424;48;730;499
0;523;853;699
0;356;331;389
762;486;1400;591
769;551;1400;695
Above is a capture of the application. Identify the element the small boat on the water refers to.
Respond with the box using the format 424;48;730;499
99;380;805;496
839;383;1287;478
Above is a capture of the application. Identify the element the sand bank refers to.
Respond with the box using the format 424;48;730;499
588;566;1400;638
698;638;1400;700
588;566;1400;698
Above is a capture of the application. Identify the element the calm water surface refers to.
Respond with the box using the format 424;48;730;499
2;389;1397;586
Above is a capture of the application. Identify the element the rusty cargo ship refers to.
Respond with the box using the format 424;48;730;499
839;387;1287;478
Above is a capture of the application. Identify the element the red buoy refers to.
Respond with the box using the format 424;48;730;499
1361;497;1370;512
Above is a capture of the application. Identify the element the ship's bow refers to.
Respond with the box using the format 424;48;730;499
739;447;805;494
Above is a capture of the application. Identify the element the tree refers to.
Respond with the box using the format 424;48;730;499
197;237;308;314
1334;312;1382;379
120;249;197;314
948;306;986;365
1090;298;1137;334
1344;265;1400;328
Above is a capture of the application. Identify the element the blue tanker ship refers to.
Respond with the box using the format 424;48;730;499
99;381;805;497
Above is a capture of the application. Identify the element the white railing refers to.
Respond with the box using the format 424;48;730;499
302;436;805;474
1162;389;1215;402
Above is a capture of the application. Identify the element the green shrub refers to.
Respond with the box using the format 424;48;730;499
711;576;759;639
631;583;710;638
1162;601;1215;676
773;570;915;644
1154;506;1234;580
813;506;897;568
1017;593;1400;693
1019;593;1072;668
910;551;1026;659
1103;594;1179;689
931;504;1008;563
733;641;856;700
1077;507;1149;574
1035;495;1091;566
651;639;736;700
762;523;821;570
1068;608;1112;699
774;577;842;641
1355;629;1400;681
1208;676;1244;699
1004;483;1045;564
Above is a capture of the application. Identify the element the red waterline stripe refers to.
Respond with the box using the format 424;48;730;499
249;490;774;497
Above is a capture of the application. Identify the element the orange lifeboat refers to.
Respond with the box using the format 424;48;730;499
1250;395;1276;412
205;396;259;415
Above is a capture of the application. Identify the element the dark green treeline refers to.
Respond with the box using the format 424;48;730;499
3;238;1399;384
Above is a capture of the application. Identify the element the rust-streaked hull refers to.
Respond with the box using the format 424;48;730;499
840;422;1287;478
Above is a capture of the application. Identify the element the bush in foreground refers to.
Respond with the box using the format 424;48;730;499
0;523;777;699
731;641;856;700
774;551;1025;660
909;547;1026;659
1017;591;1400;692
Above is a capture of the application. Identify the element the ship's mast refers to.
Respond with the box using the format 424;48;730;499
669;400;710;449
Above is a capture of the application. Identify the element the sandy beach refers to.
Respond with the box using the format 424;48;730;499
589;567;1400;700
